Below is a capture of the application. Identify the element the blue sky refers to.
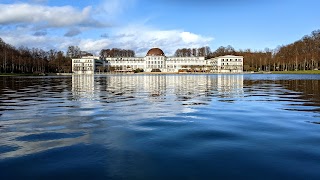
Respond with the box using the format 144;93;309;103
0;0;319;56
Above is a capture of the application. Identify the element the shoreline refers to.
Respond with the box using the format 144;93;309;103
1;70;320;77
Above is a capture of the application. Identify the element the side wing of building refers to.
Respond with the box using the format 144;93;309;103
207;55;243;73
72;56;103;74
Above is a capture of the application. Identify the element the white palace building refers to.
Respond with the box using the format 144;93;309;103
72;48;243;74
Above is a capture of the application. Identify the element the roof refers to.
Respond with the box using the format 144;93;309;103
146;48;165;56
216;55;243;58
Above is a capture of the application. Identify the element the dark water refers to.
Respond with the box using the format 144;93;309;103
0;74;320;179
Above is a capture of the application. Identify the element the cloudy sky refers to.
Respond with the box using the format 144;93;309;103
0;0;319;56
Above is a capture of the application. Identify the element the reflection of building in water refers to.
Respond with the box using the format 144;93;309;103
143;75;167;97
72;75;95;99
104;75;244;101
101;75;244;121
217;75;244;96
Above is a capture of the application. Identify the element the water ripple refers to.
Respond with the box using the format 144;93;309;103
0;74;320;179
15;132;84;142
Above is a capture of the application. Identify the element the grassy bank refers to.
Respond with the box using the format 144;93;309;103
271;70;320;74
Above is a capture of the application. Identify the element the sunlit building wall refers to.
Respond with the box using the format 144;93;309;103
72;49;243;74
72;56;104;74
208;55;243;73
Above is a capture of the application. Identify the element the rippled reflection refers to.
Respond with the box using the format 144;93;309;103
0;75;245;160
72;74;244;101
1;74;320;179
72;74;94;100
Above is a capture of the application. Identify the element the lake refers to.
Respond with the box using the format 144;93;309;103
0;74;320;179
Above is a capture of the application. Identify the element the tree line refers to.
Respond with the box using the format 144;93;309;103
217;30;319;71
174;46;211;57
175;30;320;71
0;38;74;74
207;29;319;71
100;48;135;58
1;29;319;73
0;41;96;74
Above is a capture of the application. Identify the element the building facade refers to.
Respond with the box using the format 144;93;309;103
208;55;243;73
72;56;104;74
72;48;243;74
105;48;207;73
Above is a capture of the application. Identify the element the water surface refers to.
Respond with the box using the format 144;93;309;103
0;74;320;179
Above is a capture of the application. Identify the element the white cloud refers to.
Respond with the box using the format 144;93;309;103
2;33;61;50
78;39;112;52
0;26;75;51
0;3;102;28
180;32;203;43
107;25;214;56
1;22;212;56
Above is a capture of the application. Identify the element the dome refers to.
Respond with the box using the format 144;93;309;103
146;48;165;56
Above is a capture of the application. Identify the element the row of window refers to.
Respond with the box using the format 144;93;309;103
109;61;144;63
106;60;209;64
111;65;144;69
147;61;163;64
222;59;242;62
148;57;164;60
221;63;243;66
221;67;242;70
73;67;93;71
74;63;92;66
107;58;204;62
107;59;144;61
167;59;203;61
147;65;163;68
167;65;177;68
168;57;202;60
167;61;203;64
109;61;205;64
73;60;93;63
